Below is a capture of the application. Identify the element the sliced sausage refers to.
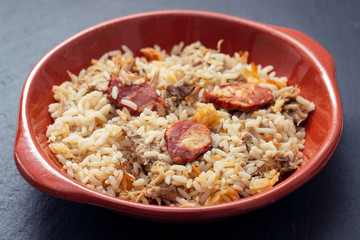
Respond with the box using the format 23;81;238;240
203;82;274;112
165;121;212;164
107;72;166;116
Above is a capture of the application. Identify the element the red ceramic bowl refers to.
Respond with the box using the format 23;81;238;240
14;10;343;222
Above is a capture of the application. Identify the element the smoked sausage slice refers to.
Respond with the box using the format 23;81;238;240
203;82;274;112
107;72;166;116
165;121;212;164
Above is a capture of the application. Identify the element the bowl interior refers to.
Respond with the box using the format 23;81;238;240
24;12;335;217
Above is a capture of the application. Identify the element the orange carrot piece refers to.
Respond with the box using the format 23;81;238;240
262;134;274;142
251;62;258;74
191;165;201;176
140;48;164;61
212;156;222;161
202;49;210;55
265;79;286;89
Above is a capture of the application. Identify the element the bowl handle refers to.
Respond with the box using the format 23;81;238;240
14;118;93;202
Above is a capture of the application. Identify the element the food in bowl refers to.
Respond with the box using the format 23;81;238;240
46;41;314;206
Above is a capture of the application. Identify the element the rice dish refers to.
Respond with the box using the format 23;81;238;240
46;41;315;206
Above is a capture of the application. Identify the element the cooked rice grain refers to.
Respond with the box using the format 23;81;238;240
47;41;314;207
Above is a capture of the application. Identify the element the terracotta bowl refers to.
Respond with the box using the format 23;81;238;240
14;10;343;222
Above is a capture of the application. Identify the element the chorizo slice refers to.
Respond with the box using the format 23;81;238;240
165;121;212;164
107;72;166;116
203;82;274;112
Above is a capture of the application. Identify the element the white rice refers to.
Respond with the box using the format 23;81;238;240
46;41;314;206
120;99;137;110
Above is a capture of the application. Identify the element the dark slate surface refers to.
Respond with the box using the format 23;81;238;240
1;0;359;239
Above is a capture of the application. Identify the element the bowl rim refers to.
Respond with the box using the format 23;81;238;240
14;9;343;221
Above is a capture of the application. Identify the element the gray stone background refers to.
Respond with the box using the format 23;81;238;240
1;0;359;239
